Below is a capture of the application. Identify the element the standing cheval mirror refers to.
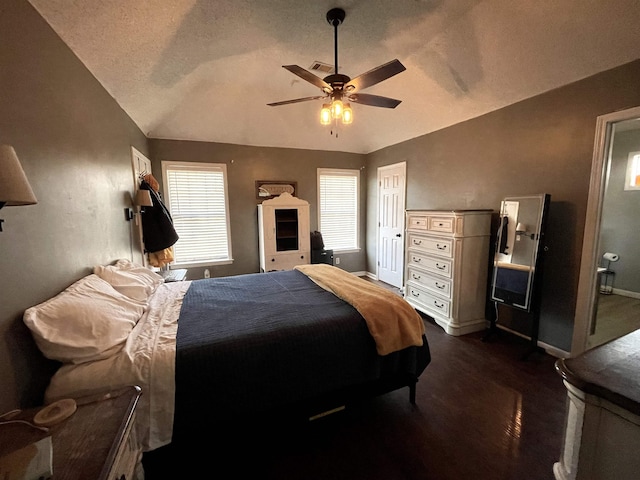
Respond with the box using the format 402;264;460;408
490;194;551;313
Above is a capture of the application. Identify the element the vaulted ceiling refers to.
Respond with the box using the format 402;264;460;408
28;0;640;154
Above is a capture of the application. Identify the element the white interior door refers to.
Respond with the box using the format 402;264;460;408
377;162;406;287
131;146;152;266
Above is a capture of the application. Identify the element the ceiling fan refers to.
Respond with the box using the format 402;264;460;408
267;7;406;125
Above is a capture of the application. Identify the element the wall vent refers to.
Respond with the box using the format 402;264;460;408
309;61;335;74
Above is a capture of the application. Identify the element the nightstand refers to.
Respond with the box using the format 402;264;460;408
0;385;143;480
161;268;188;282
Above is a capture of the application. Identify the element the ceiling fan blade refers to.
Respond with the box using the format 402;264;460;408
267;95;326;107
345;59;406;92
283;65;332;91
348;93;402;109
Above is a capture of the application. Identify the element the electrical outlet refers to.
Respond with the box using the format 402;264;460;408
335;257;340;265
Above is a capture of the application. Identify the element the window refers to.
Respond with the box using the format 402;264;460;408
624;151;640;191
317;168;360;252
162;161;232;266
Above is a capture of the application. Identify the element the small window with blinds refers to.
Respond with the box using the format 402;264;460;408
161;161;233;266
317;168;360;252
625;151;640;191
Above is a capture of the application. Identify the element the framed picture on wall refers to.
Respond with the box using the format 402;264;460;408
255;180;297;200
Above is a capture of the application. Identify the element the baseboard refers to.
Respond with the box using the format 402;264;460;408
495;324;570;359
611;288;640;300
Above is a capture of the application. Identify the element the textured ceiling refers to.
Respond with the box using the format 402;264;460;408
28;0;640;154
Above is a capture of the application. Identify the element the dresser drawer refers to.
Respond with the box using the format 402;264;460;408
265;251;310;271
407;213;429;230
428;215;455;233
407;212;456;234
407;267;452;299
407;251;452;278
406;283;451;318
407;234;453;258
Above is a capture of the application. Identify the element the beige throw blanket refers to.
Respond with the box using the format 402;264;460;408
294;264;425;355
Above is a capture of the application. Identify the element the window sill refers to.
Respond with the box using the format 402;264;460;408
172;258;233;269
328;248;360;254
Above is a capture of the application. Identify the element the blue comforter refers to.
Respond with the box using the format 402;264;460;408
173;269;430;432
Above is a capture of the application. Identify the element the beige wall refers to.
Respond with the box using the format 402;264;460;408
149;140;367;278
0;1;149;411
367;60;640;351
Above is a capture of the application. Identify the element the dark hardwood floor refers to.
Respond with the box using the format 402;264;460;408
142;317;567;480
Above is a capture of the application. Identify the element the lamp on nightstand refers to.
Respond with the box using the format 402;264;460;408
0;145;38;232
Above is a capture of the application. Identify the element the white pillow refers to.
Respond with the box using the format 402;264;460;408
93;259;164;302
23;274;145;364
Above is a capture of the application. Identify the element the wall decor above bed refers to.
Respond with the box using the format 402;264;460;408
255;180;297;200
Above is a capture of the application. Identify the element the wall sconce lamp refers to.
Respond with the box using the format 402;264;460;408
515;223;528;235
125;189;153;223
516;222;539;240
0;145;38;232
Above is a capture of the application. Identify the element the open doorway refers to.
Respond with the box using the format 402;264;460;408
572;106;640;356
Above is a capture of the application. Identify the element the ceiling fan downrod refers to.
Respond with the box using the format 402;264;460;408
326;8;345;75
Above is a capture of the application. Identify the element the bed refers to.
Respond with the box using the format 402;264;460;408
23;260;431;452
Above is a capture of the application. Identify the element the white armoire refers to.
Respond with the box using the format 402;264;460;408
258;192;310;271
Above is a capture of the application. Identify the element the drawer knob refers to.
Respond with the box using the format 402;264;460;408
413;257;421;263
435;283;445;289
412;274;421;280
434;301;444;309
413;239;422;245
436;244;446;250
436;263;445;270
411;291;420;297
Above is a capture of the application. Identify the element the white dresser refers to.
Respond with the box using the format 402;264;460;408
404;210;492;336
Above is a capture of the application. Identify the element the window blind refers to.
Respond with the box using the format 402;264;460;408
162;162;232;265
318;169;359;251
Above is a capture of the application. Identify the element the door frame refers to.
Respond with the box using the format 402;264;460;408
572;105;640;356
376;161;407;287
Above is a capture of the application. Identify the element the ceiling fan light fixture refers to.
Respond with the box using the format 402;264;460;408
331;98;343;119
270;7;405;132
320;104;332;125
342;104;353;124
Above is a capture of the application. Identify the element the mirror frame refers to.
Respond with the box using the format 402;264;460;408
572;105;640;357
490;193;550;312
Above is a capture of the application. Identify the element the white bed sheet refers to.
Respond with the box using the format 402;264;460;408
45;280;191;452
